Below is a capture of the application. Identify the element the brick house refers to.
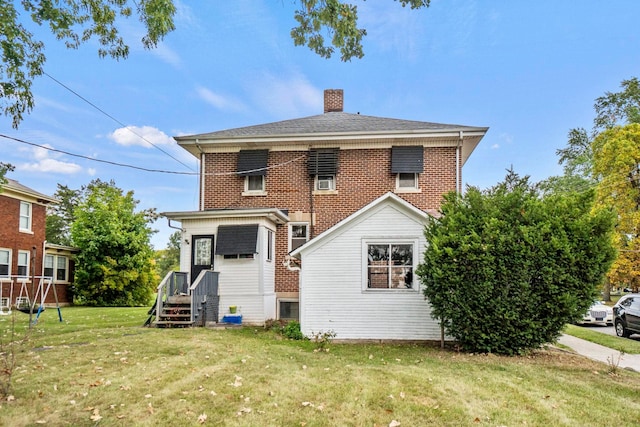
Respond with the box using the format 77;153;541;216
0;179;75;311
162;89;487;331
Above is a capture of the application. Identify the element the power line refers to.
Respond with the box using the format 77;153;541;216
1;133;308;176
43;71;195;172
1;133;198;175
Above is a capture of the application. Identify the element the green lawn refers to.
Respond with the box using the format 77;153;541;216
1;307;639;426
564;323;640;354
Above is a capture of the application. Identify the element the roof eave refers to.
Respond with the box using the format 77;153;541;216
162;208;290;225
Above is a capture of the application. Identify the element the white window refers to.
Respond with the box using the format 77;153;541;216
44;254;54;278
289;223;309;252
19;201;32;231
397;173;418;190
267;230;274;262
17;250;29;277
0;249;10;277
315;175;335;191
56;256;68;281
245;175;265;192
366;242;415;289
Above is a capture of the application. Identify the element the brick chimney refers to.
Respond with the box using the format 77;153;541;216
324;89;344;113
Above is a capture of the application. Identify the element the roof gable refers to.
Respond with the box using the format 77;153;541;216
290;192;429;257
2;179;57;204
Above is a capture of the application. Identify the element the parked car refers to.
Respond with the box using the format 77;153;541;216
613;293;640;338
580;301;613;326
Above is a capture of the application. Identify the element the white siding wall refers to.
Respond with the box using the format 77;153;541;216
300;204;441;341
179;218;277;325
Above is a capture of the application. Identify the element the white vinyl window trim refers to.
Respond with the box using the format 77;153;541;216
363;239;419;291
289;223;309;252
17;250;30;277
0;248;11;277
19;201;32;232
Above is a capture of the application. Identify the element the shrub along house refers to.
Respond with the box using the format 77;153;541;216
160;89;487;336
0;179;76;312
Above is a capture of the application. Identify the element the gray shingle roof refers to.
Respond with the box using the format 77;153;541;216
3;178;57;203
175;111;484;140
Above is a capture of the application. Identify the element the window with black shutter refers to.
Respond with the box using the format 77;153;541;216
237;150;269;176
215;224;259;257
307;148;339;176
391;146;424;174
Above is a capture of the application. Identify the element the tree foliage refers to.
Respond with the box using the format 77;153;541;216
46;184;82;246
3;1;431;128
556;77;640;181
417;171;616;355
292;0;430;61
154;230;180;279
592;124;640;290
0;162;14;189
70;179;158;306
1;0;176;128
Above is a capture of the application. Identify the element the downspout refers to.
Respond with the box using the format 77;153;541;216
167;219;184;232
456;131;463;194
42;240;47;278
195;139;205;211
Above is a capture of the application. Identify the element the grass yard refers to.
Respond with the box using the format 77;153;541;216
1;307;639;426
564;324;640;354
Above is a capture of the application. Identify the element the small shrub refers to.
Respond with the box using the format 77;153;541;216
0;314;29;398
311;330;336;352
282;321;305;340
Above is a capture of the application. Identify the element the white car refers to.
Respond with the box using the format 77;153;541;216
580;301;614;326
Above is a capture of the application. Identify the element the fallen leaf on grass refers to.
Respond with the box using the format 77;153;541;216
236;407;252;416
89;409;102;422
35;420;46;424
197;413;207;423
147;403;154;414
389;420;401;427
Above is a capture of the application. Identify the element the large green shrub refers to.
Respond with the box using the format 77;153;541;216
417;171;616;355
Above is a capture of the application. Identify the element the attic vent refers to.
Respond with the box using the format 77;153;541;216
391;146;424;173
324;89;343;113
308;148;339;176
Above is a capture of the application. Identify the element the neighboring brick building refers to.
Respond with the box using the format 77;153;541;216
163;90;488;324
0;179;75;310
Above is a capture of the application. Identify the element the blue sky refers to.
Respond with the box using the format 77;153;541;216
3;1;640;249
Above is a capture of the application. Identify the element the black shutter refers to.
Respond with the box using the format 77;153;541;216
391;146;424;173
237;150;268;176
308;148;339;176
215;224;259;255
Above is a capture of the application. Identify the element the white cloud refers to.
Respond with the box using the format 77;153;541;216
196;86;247;112
151;43;183;69
18;144;82;174
108;126;174;148
491;144;500;149
247;73;322;117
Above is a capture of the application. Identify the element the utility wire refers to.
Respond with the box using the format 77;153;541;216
1;133;307;176
1;133;197;175
43;71;195;172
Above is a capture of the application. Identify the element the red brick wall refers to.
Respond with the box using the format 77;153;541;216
0;195;47;276
202;147;458;293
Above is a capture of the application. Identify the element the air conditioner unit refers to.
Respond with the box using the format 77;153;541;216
317;178;332;190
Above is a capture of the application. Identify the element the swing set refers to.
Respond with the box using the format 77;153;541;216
0;275;63;323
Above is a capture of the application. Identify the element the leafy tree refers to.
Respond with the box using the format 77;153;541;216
592;124;640;291
0;162;14;189
556;77;640;181
70;179;158;306
292;0;430;61
1;0;176;128
417;171;616;355
154;230;181;279
3;1;431;128
46;184;81;246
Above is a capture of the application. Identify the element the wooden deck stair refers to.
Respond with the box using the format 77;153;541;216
154;295;193;328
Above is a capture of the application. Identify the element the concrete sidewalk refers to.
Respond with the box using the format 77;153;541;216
557;334;640;371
